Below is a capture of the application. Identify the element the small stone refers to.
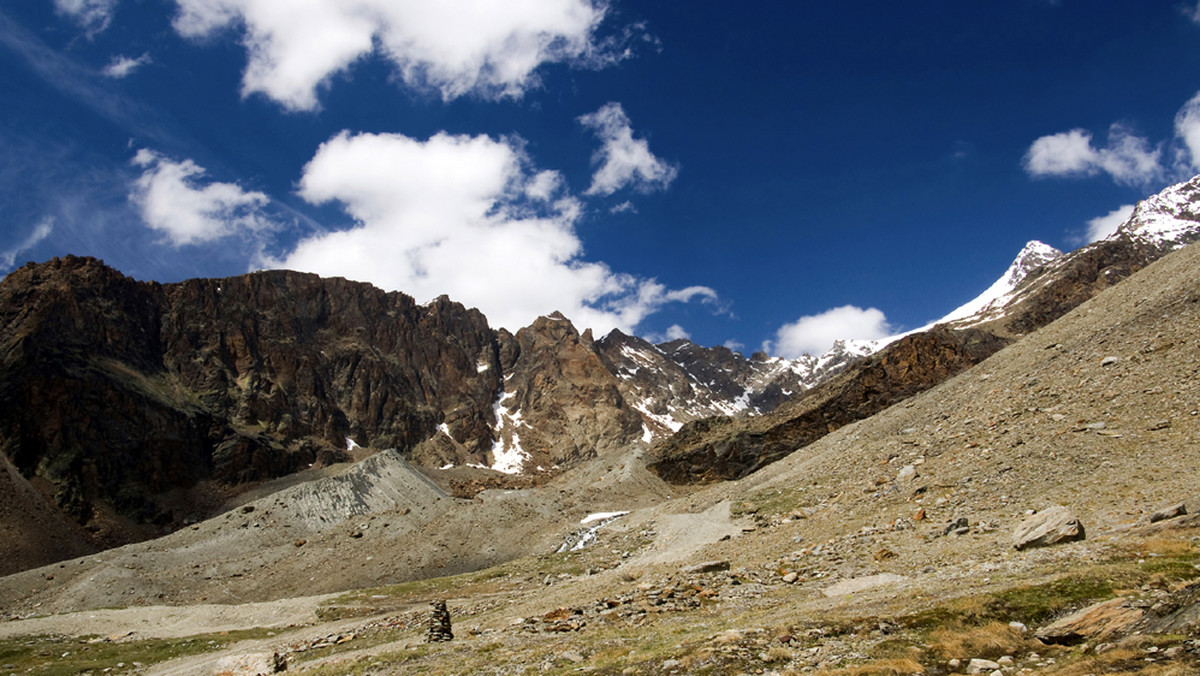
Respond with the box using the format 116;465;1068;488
896;465;917;482
1100;356;1119;366
681;560;730;575
912;507;926;521
1008;621;1028;634
944;516;969;536
947;658;961;669
997;655;1015;666
293;539;306;547
782;572;799;584
966;658;1001;674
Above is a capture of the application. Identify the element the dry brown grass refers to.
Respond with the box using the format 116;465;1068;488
925;621;1029;662
807;657;925;676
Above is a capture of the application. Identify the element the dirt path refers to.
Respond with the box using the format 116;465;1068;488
0;593;338;641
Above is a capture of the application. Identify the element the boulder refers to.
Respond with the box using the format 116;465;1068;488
1012;505;1085;550
1035;597;1143;645
1149;502;1187;523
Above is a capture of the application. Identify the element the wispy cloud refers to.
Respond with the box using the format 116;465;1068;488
0;219;54;271
0;9;172;146
172;0;634;111
130;149;274;246
579;102;678;196
765;305;893;358
54;0;117;36
103;52;151;78
266;130;714;334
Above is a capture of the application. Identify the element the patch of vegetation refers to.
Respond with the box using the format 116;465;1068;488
0;629;274;676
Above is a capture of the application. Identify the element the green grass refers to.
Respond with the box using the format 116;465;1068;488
0;629;275;676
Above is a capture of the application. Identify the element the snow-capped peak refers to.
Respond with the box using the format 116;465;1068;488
937;240;1063;325
1114;174;1200;251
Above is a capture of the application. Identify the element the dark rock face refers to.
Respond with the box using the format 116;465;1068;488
0;256;502;554
493;313;644;470
649;328;1009;484
997;234;1157;337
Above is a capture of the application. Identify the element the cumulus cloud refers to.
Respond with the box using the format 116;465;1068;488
579;102;678;196
103;53;151;78
54;0;117;35
765;305;893;359
268;130;713;334
1023;124;1162;186
1083;203;1136;243
0;218;54;271
130;149;273;246
172;0;624;111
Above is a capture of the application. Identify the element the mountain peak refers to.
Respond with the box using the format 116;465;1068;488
1115;173;1200;252
936;239;1063;326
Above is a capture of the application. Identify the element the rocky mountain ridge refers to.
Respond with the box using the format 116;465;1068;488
5;174;1200;577
649;174;1200;483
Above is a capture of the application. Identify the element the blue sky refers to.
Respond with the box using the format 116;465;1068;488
4;1;1200;358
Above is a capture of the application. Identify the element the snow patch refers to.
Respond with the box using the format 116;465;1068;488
345;437;362;452
490;390;531;474
581;510;629;524
558;511;629;552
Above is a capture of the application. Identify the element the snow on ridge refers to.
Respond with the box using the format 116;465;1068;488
1117;175;1200;249
938;240;1063;325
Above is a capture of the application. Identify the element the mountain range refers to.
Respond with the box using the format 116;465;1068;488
1;176;1200;675
3;176;1200;577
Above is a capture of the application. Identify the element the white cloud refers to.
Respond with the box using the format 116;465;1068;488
1023;124;1162;186
172;0;624;111
579;102;678;196
664;324;690;341
103;52;151;78
269;130;714;334
1174;91;1200;171
1083;203;1136;243
0;218;54;270
766;305;892;359
54;0;117;35
130;149;272;246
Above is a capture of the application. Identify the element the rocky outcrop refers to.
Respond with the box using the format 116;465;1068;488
491;313;644;471
0;256;502;554
650;327;1008;483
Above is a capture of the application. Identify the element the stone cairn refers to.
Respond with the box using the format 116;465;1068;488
427;599;453;642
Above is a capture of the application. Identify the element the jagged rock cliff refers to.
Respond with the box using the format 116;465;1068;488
0;257;503;557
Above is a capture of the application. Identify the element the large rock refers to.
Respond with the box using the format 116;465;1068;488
1012;505;1086;550
1035;597;1143;645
